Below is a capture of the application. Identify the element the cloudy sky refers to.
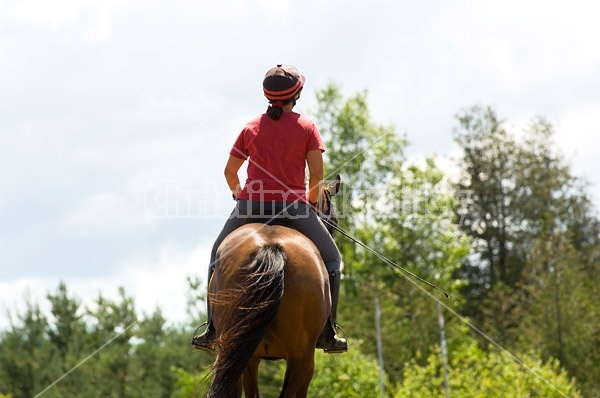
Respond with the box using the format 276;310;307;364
1;0;599;329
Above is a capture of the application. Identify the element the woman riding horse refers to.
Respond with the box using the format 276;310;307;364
192;64;347;354
203;184;340;397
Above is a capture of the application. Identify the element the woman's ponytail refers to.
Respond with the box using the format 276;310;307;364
266;105;284;120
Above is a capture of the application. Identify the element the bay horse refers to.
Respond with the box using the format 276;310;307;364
206;176;341;398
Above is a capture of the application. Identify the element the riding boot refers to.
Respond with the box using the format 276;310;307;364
191;264;217;353
316;270;348;353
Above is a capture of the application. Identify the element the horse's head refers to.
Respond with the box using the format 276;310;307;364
316;175;342;236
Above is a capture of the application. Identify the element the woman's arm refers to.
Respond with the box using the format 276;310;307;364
224;155;245;198
306;149;324;204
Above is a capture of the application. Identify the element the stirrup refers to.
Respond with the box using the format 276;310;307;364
191;322;216;354
324;325;348;354
192;321;208;337
318;324;348;354
334;324;347;339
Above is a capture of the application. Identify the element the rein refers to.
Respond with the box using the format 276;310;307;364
320;218;450;299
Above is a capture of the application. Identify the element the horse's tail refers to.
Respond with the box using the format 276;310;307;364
208;242;286;398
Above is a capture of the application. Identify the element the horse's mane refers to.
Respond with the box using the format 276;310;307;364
208;243;286;398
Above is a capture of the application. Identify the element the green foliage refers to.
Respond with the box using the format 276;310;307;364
170;366;211;398
185;274;206;324
174;340;388;397
511;232;600;396
309;341;389;397
453;106;599;320
395;342;581;397
453;106;524;300
314;84;470;383
452;105;600;395
0;283;208;398
0;299;53;397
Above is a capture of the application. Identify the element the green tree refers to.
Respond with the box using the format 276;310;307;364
310;341;390;397
41;282;95;397
452;106;522;317
174;341;387;397
46;282;87;362
512;231;600;396
87;287;138;398
314;84;470;383
395;341;581;397
185;274;207;325
0;282;210;397
170;366;212;398
0;299;53;398
453;107;599;323
514;118;599;253
453;106;600;394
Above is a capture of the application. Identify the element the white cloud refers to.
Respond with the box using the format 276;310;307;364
556;102;600;160
59;192;150;236
432;0;600;91
5;0;133;43
0;278;52;329
114;242;211;321
12;0;83;28
174;0;252;19
84;7;112;43
0;242;211;330
555;102;600;209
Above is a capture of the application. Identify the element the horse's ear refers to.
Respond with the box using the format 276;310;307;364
328;175;342;197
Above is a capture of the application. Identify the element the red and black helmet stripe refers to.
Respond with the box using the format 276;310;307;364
262;64;305;102
263;79;303;101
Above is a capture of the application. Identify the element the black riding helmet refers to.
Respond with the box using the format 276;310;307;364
263;64;306;103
